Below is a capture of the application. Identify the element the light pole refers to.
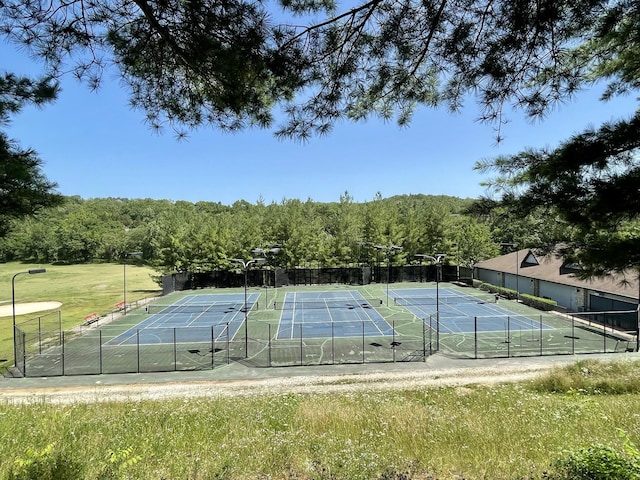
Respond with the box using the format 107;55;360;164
415;254;446;314
12;268;46;367
123;251;143;315
374;245;403;305
500;243;519;302
232;257;266;358
251;245;281;307
415;254;446;351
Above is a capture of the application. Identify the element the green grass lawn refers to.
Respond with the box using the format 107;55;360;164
0;262;162;367
2;359;640;479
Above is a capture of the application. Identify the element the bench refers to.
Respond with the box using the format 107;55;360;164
82;312;99;325
115;301;126;311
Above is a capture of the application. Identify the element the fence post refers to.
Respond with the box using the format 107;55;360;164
474;316;478;359
99;330;103;375
331;322;335;365
268;324;271;367
507;316;511;358
393;318;396;363
226;323;230;364
137;329;140;373
362;321;365;363
211;325;215;369
300;324;303;366
539;315;543;356
61;330;65;376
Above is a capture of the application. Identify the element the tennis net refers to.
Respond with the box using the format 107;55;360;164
394;293;497;306
147;303;252;315
274;298;383;310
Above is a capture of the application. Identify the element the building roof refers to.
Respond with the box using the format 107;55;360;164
474;249;639;300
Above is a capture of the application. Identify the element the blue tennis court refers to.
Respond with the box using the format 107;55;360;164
106;293;259;345
276;291;393;339
390;288;555;334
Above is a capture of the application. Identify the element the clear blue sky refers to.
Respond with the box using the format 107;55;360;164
3;40;635;206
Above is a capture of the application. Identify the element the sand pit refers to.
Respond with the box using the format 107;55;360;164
0;302;62;318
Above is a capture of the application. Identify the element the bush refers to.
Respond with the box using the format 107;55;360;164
521;293;557;311
6;444;83;480
552;435;640;480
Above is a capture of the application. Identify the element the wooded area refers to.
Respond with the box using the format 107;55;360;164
0;192;569;275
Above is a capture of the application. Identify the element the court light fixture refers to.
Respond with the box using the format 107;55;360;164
232;257;266;358
415;254;446;352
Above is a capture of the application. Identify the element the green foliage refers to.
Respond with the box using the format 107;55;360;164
531;360;640;395
476;281;558;310
0;73;63;238
1;194;489;271
551;431;640;480
96;447;141;480
520;293;558;311
2;365;640;479
1;0;632;139
6;444;83;480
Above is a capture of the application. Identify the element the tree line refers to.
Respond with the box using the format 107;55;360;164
1;192;563;275
1;1;638;277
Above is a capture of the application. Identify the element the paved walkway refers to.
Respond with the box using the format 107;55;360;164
1;351;637;393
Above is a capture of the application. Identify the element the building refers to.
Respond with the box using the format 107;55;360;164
474;248;639;330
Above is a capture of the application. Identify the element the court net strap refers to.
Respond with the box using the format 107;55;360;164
273;298;383;310
394;294;497;306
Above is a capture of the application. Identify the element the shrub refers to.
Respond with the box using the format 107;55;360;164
521;293;557;311
551;432;640;479
6;444;83;480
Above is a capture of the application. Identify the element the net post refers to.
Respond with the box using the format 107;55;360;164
38;316;42;355
507;316;511;358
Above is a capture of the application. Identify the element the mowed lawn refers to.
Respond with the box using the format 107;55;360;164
0;262;161;367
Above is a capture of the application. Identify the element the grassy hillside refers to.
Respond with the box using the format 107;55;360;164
1;359;640;479
0;262;161;366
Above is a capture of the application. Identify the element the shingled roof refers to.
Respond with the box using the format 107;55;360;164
474;249;639;300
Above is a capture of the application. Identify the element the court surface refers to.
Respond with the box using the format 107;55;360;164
389;288;555;334
106;293;258;345
276;290;393;340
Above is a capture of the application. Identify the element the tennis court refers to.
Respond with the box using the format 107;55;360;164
390;288;555;334
106;293;258;345
14;283;637;376
275;291;392;339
